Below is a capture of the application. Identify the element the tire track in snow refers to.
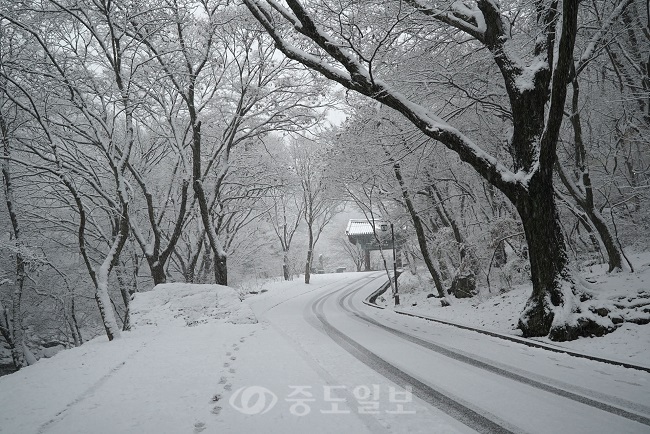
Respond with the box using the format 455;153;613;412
309;286;518;434
36;343;146;434
257;273;379;317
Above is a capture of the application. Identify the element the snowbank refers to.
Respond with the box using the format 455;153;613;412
130;283;257;327
379;252;650;365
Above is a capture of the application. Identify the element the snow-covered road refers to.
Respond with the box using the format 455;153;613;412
2;273;649;433
227;272;650;434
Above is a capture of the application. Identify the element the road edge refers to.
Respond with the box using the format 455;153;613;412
363;280;650;374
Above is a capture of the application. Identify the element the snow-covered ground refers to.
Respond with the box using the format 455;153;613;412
378;252;650;367
1;266;649;433
0;283;257;434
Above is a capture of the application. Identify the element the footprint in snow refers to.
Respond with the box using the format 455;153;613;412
212;406;222;415
223;362;230;368
218;376;228;384
193;422;206;433
224;383;232;391
230;356;236;361
226;351;231;356
229;367;236;374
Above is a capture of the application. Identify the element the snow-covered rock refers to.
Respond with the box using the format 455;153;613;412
130;283;257;328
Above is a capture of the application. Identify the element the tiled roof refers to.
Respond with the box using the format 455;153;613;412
345;219;387;236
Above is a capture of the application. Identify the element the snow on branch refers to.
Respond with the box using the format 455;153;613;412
244;0;353;86
266;0;302;27
576;0;634;77
243;0;523;195
404;0;487;39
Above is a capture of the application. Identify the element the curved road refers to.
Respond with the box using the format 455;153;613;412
247;272;650;434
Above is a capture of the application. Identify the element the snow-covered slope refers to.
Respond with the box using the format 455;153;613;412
131;283;257;327
378;252;650;365
0;283;257;434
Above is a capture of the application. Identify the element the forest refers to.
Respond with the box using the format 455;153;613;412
0;0;648;374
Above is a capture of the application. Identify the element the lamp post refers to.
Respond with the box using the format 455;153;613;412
391;223;399;306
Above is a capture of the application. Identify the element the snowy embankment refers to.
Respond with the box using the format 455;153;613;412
130;283;257;327
378;252;650;366
0;283;257;434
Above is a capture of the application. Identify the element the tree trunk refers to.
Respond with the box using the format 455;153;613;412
556;182;627;273
572;208;604;261
555;77;626;272
1;301;24;370
392;159;446;299
516;175;570;337
194;177;228;285
304;224;314;284
282;249;290;281
9;244;27;370
130;173;188;286
149;260;167;285
585;208;626;272
70;297;83;345
428;184;466;261
378;245;396;295
95;236;126;340
1;121;28;369
516;174;613;340
190;119;228;286
0;301;20;367
94;206;129;341
116;266;131;331
215;256;228;286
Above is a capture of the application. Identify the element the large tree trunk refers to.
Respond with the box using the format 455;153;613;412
516;175;570;337
516;174;614;340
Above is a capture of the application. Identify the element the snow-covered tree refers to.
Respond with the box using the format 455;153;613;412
243;0;643;339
